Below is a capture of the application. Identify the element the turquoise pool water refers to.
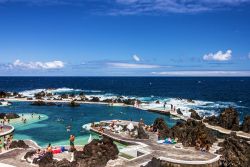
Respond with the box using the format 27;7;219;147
1;101;179;147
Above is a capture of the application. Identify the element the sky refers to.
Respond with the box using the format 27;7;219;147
0;0;250;76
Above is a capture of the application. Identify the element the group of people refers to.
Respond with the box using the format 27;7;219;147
0;135;13;153
163;102;176;112
1;116;10;126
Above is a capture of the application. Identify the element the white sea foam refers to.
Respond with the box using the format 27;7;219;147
20;89;46;97
18;88;245;117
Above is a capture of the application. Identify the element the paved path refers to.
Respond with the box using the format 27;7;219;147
91;124;220;167
0;125;14;137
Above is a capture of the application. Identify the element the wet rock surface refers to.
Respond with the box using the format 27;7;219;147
9;140;29;149
0;113;20;119
216;132;250;167
204;108;240;131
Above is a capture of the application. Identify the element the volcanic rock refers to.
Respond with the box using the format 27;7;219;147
38;152;54;167
68;100;80;107
34;91;46;99
189;109;202;120
187;99;195;103
204;108;240;131
216;132;250;167
102;99;113;103
0;113;20;119
176;108;183;115
74;137;119;167
218;108;240;131
137;124;149;139
203;115;218;126
241;116;250;133
0;91;7;98
24;150;36;159
123;99;140;105
154;118;217;148
91;96;100;102
141;157;164;167
31;101;47;106
9;140;29;149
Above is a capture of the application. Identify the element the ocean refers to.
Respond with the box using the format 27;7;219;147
0;77;249;146
0;77;249;118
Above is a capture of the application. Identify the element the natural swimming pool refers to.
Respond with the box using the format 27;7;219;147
1;101;179;147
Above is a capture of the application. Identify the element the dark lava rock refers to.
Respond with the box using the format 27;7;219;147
155;100;160;104
68;100;80;107
0;113;20;119
203;115;218;126
137;124;149;139
187;99;195;103
0;91;8;98
176;108;183;115
154;118;217;148
102;98;113;103
34;91;46;99
123;99;140;105
153;118;171;139
24;150;36;159
31;101;56;106
74;137;119;167
61;94;69;99
9;140;29;149
218;108;240;131
241;116;250;133
90;96;100;102
153;118;169;131
141;157;162;167
38;152;54;167
31;101;47;106
189;109;202;120
216;132;250;167
204;108;240;131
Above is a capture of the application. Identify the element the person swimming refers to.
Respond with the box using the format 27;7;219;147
66;125;71;132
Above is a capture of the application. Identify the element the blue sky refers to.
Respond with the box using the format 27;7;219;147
0;0;250;76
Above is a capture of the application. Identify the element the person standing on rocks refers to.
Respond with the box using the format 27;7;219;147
69;135;75;151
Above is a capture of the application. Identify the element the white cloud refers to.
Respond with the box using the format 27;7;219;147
132;54;140;62
203;50;232;61
111;0;250;15
151;71;250;76
107;62;161;69
12;59;64;70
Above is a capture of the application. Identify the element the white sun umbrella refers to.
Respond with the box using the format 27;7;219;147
88;134;92;143
127;123;134;131
116;125;123;131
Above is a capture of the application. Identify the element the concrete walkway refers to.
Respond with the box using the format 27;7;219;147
91;121;220;167
0;125;14;137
